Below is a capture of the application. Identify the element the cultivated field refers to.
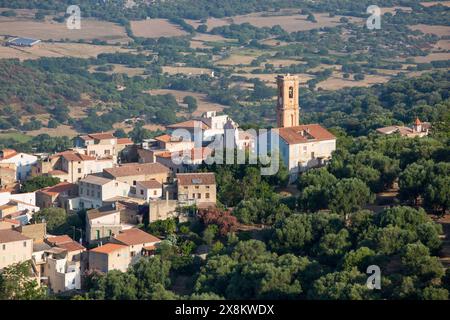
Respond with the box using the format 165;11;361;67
232;73;313;87
130;19;188;38
146;89;228;117
88;64;146;76
162;66;213;76
414;52;450;63
188;11;364;33
26;125;79;138
0;17;130;43
419;1;450;7
317;72;391;90
0;42;133;60
409;24;450;37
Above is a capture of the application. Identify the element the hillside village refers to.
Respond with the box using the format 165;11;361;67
0;74;341;294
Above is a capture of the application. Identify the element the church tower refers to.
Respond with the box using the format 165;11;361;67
276;74;300;128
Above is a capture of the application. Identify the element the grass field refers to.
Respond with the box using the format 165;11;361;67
0;17;130;43
130;19;188;38
0;42;133;60
0;131;32;142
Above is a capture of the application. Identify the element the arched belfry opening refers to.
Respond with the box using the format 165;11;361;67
276;75;300;128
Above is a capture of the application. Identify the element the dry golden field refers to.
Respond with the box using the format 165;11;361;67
409;24;450;37
420;1;450;7
162;66;213;76
187;10;363;33
316;72;391;90
0;17;130;43
130;19;188;38
232;73;313;87
0;42;133;60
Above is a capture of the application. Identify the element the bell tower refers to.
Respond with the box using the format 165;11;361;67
276;74;300;128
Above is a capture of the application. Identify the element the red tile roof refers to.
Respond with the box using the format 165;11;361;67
136;180;162;189
58;151;96;162
104;163;170;178
277;124;336;145
0;149;18;160
0;229;31;243
176;172;216;186
89;243;128;254
38;182;77;196
117;138;133;145
113;228;161;246
46;235;73;245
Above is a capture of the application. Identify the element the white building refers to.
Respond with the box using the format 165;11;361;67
78;175;131;209
273;124;336;181
135;180;163;201
0;149;37;181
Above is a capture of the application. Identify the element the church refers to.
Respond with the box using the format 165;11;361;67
271;74;337;182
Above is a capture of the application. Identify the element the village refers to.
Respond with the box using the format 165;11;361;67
0;74;342;293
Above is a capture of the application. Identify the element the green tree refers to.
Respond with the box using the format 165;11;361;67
33;207;67;233
21;176;60;193
329;178;374;215
0;261;47;300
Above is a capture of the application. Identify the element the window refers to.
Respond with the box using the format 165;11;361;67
206;186;210;189
96;230;100;239
289;86;294;98
2;244;5;250
105;150;111;155
195;186;199;189
311;152;315;158
133;181;136;186
192;193;195;199
140;190;144;195
78;168;82;174
197;193;201;199
153;190;157;196
206;193;210;199
23;241;27;247
108;230;112;236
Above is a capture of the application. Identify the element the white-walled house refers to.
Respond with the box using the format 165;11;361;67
135;180;162;201
271;124;336;181
78;175;131;209
0;149;37;181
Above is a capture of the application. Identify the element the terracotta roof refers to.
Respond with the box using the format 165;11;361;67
176;172;216;186
80;175;112;185
56;151;95;162
87;205;120;221
117;138;133;145
46;235;73;245
48;170;68;176
89;243;128;254
415;117;422;125
167;120;210;130
0;218;20;225
277;124;336;145
113;228;161;246
57;241;85;252
0;229;31;243
104;163;170;178
81;133;115;141
136;180;162;189
154;134;172;143
38;182;77;196
0;149;18;160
